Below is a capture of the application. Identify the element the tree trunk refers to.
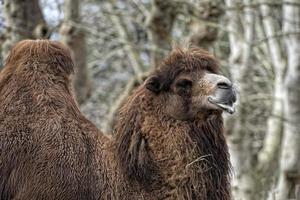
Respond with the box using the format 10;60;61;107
60;0;90;104
225;0;257;199
274;1;300;199
187;1;223;50
257;0;285;170
2;0;49;60
147;0;177;67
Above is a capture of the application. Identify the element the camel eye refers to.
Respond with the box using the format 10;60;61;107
175;78;192;90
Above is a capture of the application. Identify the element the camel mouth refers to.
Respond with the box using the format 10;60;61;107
208;86;237;114
213;101;235;114
208;97;236;114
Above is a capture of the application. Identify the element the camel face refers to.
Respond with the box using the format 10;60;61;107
144;48;237;120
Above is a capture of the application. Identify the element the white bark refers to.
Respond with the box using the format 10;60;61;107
274;1;300;199
257;0;285;170
225;0;256;199
225;0;243;83
225;1;243;197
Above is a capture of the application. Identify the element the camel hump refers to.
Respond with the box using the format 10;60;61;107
4;39;74;76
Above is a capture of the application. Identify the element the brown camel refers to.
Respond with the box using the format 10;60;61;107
0;40;236;200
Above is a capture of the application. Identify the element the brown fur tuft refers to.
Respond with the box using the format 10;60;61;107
5;39;73;75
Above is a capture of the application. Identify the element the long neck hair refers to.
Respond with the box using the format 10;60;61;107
184;114;231;200
113;87;231;200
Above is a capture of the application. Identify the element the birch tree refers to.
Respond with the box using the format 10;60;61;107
225;0;257;198
273;1;300;199
226;1;300;199
257;0;285;170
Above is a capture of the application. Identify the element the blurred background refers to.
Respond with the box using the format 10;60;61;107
0;0;299;199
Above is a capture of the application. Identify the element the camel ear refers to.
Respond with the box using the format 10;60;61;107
145;75;161;93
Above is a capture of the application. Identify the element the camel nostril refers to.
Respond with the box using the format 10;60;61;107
217;82;232;89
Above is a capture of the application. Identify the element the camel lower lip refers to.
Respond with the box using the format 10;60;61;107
215;103;235;114
208;97;235;114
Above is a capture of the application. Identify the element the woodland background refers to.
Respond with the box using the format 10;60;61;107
0;0;299;199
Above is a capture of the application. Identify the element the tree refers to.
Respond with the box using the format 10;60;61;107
187;0;223;50
225;1;258;199
2;0;49;61
60;0;91;104
225;0;300;199
147;0;177;67
274;1;300;199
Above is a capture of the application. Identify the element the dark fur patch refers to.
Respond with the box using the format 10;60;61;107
115;96;160;188
188;115;231;199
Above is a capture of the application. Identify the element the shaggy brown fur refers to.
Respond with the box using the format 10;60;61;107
114;48;232;199
0;40;105;200
0;40;231;200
